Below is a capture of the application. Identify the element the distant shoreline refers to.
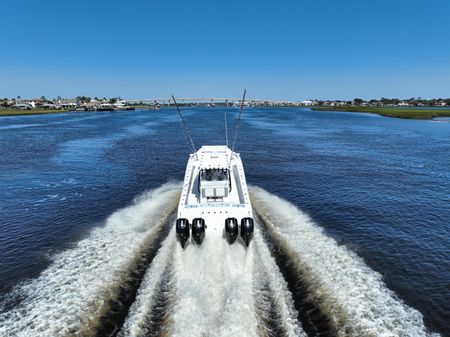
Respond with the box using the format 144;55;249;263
311;106;450;120
0;106;153;118
3;106;450;121
0;109;76;117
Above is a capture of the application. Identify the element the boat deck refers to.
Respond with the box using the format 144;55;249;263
178;145;252;230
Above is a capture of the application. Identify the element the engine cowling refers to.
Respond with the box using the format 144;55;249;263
176;218;190;248
224;217;238;244
192;218;206;245
240;217;254;247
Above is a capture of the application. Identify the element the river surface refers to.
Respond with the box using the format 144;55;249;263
0;108;448;336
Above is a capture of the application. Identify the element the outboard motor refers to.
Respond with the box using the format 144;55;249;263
224;217;239;244
176;218;190;248
192;218;206;245
240;217;254;247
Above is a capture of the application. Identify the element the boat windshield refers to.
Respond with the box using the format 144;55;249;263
200;169;229;182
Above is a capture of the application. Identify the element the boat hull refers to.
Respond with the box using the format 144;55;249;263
176;145;253;247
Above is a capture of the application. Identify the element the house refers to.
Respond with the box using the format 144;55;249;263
12;103;31;109
56;99;78;109
114;100;126;108
82;101;101;111
0;99;12;108
41;103;57;109
28;98;49;108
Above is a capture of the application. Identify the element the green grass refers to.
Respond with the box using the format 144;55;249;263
0;109;73;117
311;106;450;120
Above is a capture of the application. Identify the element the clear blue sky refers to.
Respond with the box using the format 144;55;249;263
1;0;449;100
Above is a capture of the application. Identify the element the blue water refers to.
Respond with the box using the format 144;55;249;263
0;108;449;335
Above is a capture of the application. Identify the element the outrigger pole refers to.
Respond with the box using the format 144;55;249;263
224;108;229;148
172;95;197;155
230;89;247;153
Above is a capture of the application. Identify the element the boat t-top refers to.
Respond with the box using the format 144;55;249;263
173;92;254;248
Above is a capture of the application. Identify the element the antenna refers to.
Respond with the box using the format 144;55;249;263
230;89;247;153
224;108;229;147
172;95;197;155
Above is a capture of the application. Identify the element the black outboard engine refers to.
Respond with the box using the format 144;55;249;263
240;217;254;247
224;218;239;244
192;218;206;245
176;218;190;248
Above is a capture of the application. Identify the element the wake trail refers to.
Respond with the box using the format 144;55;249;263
252;227;306;337
250;186;440;337
94;213;176;337
122;221;306;337
3;183;433;337
118;231;177;337
0;183;180;337
169;228;259;337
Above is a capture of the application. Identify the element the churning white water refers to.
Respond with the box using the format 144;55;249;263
252;227;306;337
120;223;304;337
170;227;259;337
0;183;180;337
118;229;177;337
250;186;440;337
0;184;440;337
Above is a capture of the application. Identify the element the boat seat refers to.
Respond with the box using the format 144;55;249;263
202;181;228;199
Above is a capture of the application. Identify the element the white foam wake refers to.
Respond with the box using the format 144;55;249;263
121;224;306;337
0;183;180;337
170;228;259;337
119;229;176;337
250;186;440;337
252;227;306;337
134;226;304;337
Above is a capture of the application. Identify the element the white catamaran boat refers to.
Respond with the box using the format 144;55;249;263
173;92;254;248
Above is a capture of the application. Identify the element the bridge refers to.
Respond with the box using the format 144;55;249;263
124;97;297;106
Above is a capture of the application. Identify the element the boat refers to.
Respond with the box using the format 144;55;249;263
173;92;254;248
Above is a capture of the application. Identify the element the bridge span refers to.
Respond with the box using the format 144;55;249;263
124;97;296;106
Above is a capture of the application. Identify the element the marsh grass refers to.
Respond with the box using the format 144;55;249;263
311;107;450;119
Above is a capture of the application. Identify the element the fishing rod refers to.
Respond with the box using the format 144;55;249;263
226;89;247;171
224;107;229;147
230;89;247;153
172;95;197;155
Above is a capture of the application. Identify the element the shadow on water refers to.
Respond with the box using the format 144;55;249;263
140;261;175;337
255;213;337;337
93;214;176;337
255;281;291;337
